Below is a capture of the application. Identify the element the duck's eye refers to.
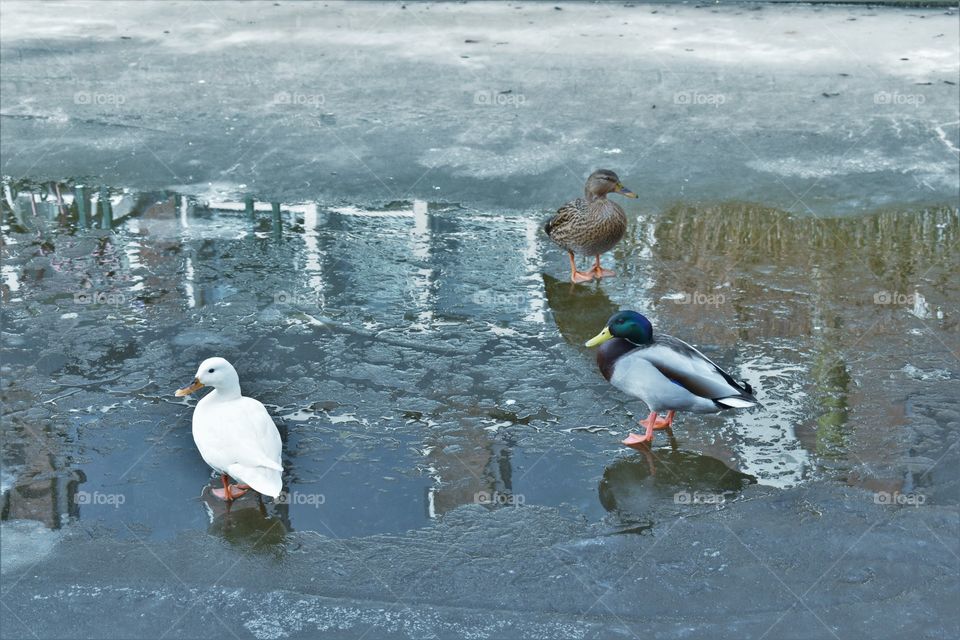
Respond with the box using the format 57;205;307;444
208;368;215;373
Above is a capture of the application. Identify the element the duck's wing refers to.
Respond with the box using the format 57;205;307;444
207;398;282;472
640;335;759;408
544;198;584;237
222;398;283;497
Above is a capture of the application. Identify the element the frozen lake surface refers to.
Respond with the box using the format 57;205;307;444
1;2;958;639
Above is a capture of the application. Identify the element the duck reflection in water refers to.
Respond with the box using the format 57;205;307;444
541;273;618;348
201;487;288;553
599;449;756;517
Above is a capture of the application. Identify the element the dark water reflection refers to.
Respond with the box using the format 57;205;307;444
204;492;289;556
599;450;757;520
541;273;618;348
1;180;957;540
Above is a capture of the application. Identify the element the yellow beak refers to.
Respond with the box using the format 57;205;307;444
175;378;204;397
585;327;614;347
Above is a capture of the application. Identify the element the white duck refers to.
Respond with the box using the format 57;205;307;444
175;357;283;500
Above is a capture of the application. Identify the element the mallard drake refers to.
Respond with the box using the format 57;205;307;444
586;310;759;449
176;357;283;500
544;169;638;283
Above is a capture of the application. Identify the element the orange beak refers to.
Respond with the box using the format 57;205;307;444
175;378;204;397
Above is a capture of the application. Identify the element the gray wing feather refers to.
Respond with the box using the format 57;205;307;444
640;335;756;401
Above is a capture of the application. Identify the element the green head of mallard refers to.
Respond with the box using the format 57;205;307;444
585;169;638;202
585;310;653;347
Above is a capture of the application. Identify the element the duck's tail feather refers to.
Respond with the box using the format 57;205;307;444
715;396;758;409
714;374;760;409
227;463;282;499
544;215;557;236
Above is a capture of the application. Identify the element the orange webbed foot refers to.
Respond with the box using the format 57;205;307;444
590;266;616;279
213;476;249;501
621;411;663;449
653;411;676;430
589;256;616;279
622;432;653;449
212;485;249;501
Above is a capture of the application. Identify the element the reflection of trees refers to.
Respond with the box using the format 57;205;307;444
811;339;850;457
625;201;957;476
643;202;957;322
809;264;851;458
649;202;958;257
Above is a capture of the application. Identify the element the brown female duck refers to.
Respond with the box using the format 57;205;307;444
544;169;638;283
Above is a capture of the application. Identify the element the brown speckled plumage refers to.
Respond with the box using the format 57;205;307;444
545;197;628;256
544;170;637;269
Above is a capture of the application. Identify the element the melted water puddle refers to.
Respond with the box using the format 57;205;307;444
1;183;957;541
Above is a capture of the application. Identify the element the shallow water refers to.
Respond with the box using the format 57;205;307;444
2;185;956;543
1;3;959;634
